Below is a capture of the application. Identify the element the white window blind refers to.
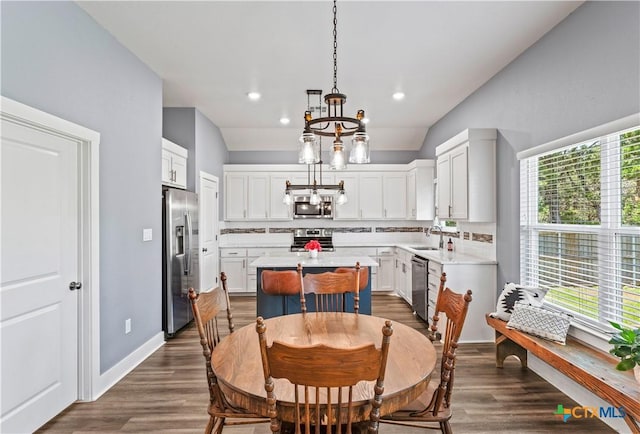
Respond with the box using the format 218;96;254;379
520;125;640;330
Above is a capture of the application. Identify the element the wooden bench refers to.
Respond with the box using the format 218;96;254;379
486;314;640;433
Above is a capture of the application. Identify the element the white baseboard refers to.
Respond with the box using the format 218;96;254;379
92;332;165;400
529;355;629;433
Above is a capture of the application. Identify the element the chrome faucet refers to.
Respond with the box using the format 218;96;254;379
427;225;445;249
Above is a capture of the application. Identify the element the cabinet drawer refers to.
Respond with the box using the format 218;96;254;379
376;247;395;256
428;273;440;291
337;247;377;256
220;248;246;257
247;247;287;257
427;260;442;276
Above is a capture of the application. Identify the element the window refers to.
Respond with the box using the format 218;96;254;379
519;122;640;331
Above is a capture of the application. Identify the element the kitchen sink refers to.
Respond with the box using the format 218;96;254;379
409;246;439;251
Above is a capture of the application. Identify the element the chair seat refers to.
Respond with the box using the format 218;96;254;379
207;401;264;418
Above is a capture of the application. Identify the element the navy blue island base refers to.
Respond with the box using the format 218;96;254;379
256;266;372;319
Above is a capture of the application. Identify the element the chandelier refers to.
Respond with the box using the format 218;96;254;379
297;0;370;168
283;147;348;206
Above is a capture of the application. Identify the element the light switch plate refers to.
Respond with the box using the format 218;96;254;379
143;228;152;241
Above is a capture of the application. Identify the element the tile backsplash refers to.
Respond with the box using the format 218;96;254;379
219;220;496;260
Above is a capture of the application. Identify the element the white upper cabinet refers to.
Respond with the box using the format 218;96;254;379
382;172;407;219
247;174;269;220
225;173;273;221
436;129;496;222
333;172;360;220
224;173;247;220
269;174;293;220
359;173;384;219
406;160;435;221
161;138;188;189
223;162;430;221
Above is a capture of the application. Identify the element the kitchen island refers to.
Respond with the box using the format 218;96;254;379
251;252;378;318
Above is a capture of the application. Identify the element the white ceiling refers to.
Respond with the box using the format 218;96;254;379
77;1;582;152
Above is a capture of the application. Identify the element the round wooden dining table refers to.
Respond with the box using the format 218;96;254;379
211;312;437;423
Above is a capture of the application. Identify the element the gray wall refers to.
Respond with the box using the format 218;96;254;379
194;108;228;197
163;108;228;200
1;1;163;372
162;108;196;191
418;1;640;288
228;150;419;164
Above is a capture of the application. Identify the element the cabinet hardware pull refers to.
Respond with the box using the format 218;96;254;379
69;281;82;291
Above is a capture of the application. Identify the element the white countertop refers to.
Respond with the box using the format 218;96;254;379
220;243;496;265
250;252;378;268
333;242;497;265
398;247;497;265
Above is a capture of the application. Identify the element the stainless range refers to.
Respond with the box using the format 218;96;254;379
290;228;335;252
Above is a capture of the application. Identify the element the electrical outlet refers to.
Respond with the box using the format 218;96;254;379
125;318;131;334
143;228;152;242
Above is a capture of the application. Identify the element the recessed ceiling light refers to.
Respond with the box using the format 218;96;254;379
392;92;405;101
247;92;261;101
280;117;290;125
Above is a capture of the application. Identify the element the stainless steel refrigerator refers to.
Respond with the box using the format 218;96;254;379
162;187;199;337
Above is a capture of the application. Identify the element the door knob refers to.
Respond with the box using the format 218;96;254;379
69;281;82;291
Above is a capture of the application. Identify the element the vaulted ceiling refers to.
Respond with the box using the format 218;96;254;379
78;1;582;151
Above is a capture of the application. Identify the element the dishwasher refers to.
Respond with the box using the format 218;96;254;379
411;255;429;321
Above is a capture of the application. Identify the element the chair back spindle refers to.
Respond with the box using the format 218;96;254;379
302;262;362;313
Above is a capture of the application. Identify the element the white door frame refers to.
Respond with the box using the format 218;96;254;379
1;96;101;401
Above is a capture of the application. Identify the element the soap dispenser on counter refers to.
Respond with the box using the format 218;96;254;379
447;237;454;252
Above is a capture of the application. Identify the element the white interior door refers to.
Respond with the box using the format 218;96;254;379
1;119;80;432
199;173;219;291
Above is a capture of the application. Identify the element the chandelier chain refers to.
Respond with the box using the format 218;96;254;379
332;0;338;93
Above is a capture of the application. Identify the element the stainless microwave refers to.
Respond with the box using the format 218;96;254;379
293;195;333;219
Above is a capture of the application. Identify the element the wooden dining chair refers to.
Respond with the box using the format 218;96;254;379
301;262;362;313
381;272;472;434
189;272;268;434
256;316;393;434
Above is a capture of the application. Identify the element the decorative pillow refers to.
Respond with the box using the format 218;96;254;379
490;282;548;321
506;301;572;344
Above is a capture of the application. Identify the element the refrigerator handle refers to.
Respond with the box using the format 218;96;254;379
184;212;192;275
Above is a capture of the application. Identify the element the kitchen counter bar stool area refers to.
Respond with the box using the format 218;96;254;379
253;254;377;318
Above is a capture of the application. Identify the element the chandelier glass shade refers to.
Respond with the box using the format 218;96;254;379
349;131;370;164
298;131;320;164
330;139;347;170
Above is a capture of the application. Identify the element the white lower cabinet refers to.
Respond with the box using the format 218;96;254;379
220;248;247;293
394;248;412;304
375;247;395;292
427;259;496;343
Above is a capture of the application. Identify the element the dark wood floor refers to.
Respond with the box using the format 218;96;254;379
39;294;616;433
